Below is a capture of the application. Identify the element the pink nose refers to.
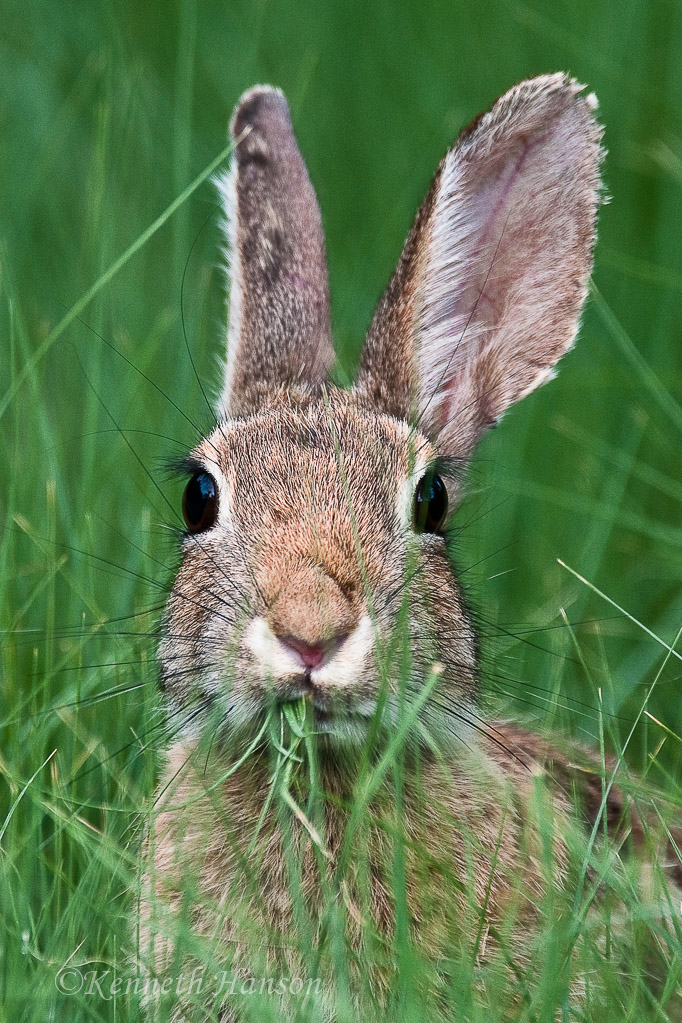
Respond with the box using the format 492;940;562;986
278;634;346;672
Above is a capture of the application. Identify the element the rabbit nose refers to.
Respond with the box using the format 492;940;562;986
264;563;360;667
277;633;347;671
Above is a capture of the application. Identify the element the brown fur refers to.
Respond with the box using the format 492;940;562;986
143;731;574;1019
218;87;334;417
138;78;679;1020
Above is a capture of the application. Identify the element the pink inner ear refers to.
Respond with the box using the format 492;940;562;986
416;94;600;454
431;134;554;434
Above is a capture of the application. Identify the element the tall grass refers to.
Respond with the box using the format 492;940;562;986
1;0;682;1019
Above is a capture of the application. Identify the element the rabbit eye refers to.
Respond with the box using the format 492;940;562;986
182;472;218;533
413;473;448;534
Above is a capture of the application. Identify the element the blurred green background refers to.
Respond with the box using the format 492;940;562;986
1;0;682;1015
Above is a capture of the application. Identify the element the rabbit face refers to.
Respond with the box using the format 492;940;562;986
160;77;601;752
161;388;477;747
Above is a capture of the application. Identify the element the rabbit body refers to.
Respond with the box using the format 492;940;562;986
137;76;644;1019
143;723;580;1019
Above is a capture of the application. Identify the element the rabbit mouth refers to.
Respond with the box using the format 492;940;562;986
275;678;357;719
264;676;378;739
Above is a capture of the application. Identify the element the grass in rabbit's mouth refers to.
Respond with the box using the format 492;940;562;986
232;699;327;864
268;699;331;858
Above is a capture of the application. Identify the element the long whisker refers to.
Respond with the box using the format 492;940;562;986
68;693;216;786
72;313;220;458
71;351;255;621
179;212;221;425
425;695;529;768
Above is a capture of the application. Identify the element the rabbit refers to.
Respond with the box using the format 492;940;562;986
139;76;679;1021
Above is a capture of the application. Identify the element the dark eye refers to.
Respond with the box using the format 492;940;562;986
413;473;448;534
182;472;218;534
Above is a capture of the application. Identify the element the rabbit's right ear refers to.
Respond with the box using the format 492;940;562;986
217;87;334;417
356;75;603;458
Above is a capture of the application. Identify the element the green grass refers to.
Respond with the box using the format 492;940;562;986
2;0;682;1019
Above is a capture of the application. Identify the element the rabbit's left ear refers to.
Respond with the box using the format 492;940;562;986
356;74;603;457
217;87;334;417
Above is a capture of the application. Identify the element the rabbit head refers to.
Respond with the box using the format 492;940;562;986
160;77;602;751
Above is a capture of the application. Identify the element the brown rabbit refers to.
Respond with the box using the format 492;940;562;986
139;77;678;1021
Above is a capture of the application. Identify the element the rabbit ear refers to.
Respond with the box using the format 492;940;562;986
356;75;603;457
217;86;334;417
